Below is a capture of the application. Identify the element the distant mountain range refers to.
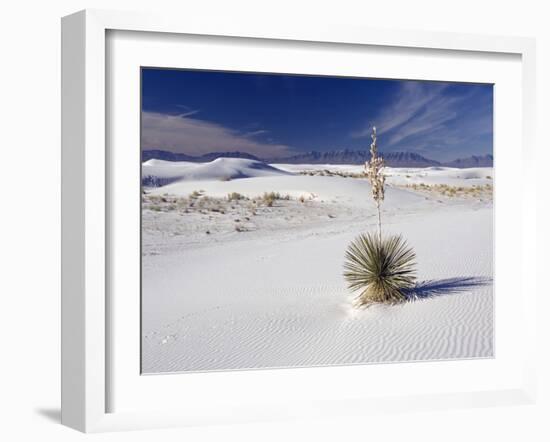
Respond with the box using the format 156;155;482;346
265;150;443;167
142;149;493;168
443;154;494;168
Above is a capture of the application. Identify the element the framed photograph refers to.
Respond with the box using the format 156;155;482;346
139;68;496;374
61;9;538;432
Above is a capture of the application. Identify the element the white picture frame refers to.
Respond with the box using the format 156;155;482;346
61;9;538;433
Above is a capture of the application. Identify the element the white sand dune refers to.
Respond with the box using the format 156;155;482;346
147;174;428;209
386;166;493;187
142;158;290;186
275;163;493;187
141;161;494;373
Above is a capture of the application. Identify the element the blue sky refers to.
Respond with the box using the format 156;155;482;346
141;68;493;162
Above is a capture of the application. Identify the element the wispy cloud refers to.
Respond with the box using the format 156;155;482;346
141;112;293;158
174;104;200;117
352;82;449;139
177;110;200;118
243;129;269;138
351;82;492;159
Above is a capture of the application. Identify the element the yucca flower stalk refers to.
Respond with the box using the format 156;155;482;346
365;127;385;243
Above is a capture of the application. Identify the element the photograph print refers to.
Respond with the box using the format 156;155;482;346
141;68;493;374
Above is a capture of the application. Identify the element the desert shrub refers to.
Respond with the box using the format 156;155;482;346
227;192;245;201
262;192;282;207
343;233;416;306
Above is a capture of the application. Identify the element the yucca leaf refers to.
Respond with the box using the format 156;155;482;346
343;233;416;306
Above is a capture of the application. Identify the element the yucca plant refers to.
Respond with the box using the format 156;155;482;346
344;233;416;306
343;126;417;306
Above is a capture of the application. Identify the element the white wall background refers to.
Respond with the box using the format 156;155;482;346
0;1;548;441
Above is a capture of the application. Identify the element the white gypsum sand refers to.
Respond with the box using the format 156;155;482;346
141;158;493;373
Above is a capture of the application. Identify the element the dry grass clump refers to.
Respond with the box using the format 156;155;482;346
404;183;493;199
190;190;204;199
344;233;416;306
261;191;290;206
144;188;295;218
143;191;220;213
299;170;367;179
227;192;247;201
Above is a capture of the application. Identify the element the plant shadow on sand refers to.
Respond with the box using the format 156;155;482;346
404;276;492;301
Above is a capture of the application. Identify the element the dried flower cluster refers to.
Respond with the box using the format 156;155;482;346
365;126;385;241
